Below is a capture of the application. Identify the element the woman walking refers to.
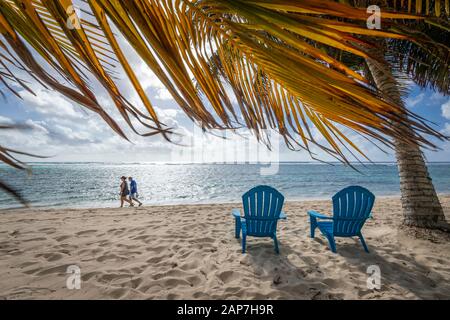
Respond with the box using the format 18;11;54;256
119;176;134;207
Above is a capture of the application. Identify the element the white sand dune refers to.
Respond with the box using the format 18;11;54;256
0;195;449;300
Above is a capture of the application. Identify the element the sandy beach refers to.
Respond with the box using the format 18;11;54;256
0;195;449;300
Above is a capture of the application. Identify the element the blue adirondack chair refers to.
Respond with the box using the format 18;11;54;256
232;185;287;254
308;186;375;253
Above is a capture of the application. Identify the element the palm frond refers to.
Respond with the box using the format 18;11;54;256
351;0;450;18
0;123;48;206
387;19;449;95
349;0;450;94
0;0;448;166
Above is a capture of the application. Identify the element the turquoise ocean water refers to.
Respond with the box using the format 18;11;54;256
0;162;449;209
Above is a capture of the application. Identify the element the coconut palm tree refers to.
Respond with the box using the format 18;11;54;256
365;49;448;230
349;0;450;229
0;1;448;207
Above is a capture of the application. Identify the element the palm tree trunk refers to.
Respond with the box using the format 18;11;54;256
394;135;446;228
365;55;447;230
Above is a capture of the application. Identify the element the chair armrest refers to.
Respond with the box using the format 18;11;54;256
308;210;333;220
232;208;242;218
241;218;247;236
279;211;287;220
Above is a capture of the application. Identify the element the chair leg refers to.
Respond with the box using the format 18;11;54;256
273;234;279;254
242;235;246;254
358;233;369;253
234;217;241;239
309;216;317;238
325;234;337;253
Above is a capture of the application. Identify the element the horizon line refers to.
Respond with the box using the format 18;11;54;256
5;161;450;165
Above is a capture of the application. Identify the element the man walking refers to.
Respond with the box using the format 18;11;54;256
128;177;143;207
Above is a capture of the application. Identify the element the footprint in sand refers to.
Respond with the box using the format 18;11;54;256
76;230;97;236
132;235;150;241
109;277;143;290
36;264;71;276
97;253;127;262
81;271;98;281
23;267;42;275
98;273;133;283
78;247;103;258
38;227;57;234
217;270;239;283
166;293;180;300
322;278;341;287
117;243;138;250
18;261;39;269
107;288;128;299
147;245;169;254
162;277;191;288
186;275;202;287
55;235;71;242
23;237;47;242
36;252;64;262
5;287;55;299
107;228;127;236
6;249;24;256
146;255;165;264
129;278;143;289
193;291;209;299
178;260;200;271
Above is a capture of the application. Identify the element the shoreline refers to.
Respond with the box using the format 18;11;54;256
0;195;449;299
2;193;450;212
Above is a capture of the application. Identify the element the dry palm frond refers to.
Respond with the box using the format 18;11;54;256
348;1;450;94
0;123;47;206
386;20;449;95
0;0;448;167
351;0;450;17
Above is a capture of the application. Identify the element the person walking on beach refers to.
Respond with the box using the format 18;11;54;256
119;176;134;207
128;177;143;207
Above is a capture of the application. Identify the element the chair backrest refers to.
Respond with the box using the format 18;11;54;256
332;186;375;236
242;185;284;237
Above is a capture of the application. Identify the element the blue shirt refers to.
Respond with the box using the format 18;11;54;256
130;180;137;194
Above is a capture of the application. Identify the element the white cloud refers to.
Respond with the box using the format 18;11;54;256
443;123;450;136
138;65;166;90
115;27;167;92
442;100;450;120
21;89;82;119
24;119;49;134
0;120;51;153
0;115;13;124
52;124;95;143
155;88;173;100
405;93;424;108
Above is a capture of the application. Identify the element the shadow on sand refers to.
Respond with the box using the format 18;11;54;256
238;234;450;299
